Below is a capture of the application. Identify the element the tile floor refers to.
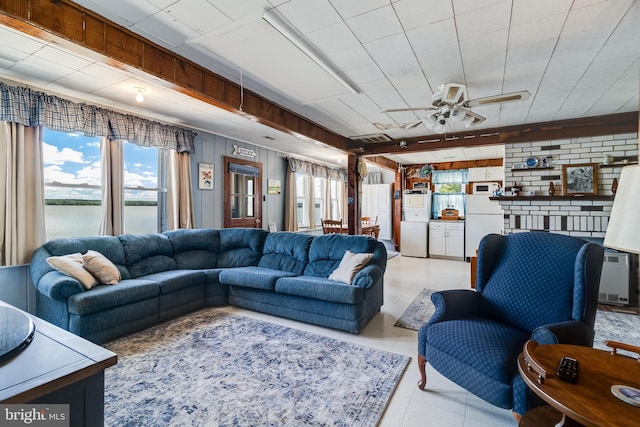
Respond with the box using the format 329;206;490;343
220;255;517;427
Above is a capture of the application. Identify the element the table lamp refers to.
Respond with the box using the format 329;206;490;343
603;165;640;254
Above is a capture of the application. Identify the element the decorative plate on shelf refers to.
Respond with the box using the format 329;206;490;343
525;157;538;168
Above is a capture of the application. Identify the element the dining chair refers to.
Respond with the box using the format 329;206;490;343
321;219;344;234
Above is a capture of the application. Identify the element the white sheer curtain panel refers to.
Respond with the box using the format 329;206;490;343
167;150;194;229
284;164;298;231
99;138;124;235
0;122;46;265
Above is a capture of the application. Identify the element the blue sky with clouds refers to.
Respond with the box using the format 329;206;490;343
43;128;158;200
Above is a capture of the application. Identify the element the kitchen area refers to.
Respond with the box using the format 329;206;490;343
400;164;505;262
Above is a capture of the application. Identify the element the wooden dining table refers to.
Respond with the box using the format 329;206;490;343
340;224;380;236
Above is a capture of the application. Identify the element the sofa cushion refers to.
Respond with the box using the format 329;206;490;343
141;270;206;294
275;276;364;304
82;250;121;285
217;228;268;268
47;253;98;290
328;250;373;284
164;228;220;269
219;266;298;291
67;279;159;315
305;234;378;277
118;234;177;278
258;232;313;275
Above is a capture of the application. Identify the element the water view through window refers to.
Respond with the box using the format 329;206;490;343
43;129;160;239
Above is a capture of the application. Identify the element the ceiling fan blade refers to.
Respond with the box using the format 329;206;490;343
463;110;486;127
404;120;423;129
465;90;531;108
381;107;437;113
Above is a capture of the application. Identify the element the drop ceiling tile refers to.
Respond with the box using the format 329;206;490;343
454;1;511;41
511;0;572;25
73;0;160;26
452;0;506;15
459;29;508;60
134;9;201;47
346;5;404;43
326;45;372;71
81;63;134;84
508;14;565;47
277;0;342;34
405;19;457;52
394;0;454;30
306;22;361;55
164;0;232;34
329;0;389;20
33;46;93;71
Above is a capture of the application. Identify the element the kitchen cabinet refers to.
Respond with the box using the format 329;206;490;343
429;221;464;260
468;166;504;182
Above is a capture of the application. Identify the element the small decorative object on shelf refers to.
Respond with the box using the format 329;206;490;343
548;181;555;196
612;177;618;195
512;182;520;196
525;157;539;168
541;156;552;168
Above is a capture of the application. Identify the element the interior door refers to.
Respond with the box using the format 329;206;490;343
223;156;263;228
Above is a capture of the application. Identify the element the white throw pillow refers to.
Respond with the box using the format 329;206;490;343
47;253;98;290
83;250;121;285
328;250;373;284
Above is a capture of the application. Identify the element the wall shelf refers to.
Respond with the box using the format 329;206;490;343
510;166;555;172
599;162;638;168
490;195;614;201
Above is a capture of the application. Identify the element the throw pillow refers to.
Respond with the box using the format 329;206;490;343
47;253;98;290
83;250;121;285
328;250;373;284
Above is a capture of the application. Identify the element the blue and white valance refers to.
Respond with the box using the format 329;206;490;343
0;81;196;153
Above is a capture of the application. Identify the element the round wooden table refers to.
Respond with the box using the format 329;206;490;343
518;340;640;427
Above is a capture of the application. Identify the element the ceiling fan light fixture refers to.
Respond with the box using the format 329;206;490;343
450;106;466;121
424;115;437;129
434;121;447;134
462;114;474;128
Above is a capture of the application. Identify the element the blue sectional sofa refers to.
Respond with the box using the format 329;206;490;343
30;229;387;343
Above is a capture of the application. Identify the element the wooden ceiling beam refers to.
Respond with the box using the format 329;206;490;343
354;112;639;156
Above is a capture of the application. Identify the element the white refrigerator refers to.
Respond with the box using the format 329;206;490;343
465;195;504;258
401;191;431;258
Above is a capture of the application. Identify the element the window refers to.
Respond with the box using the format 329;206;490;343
42;129;164;239
431;169;468;219
295;173;343;228
43;129;102;240
123;142;161;234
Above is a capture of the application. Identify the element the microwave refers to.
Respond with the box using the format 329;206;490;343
472;182;500;194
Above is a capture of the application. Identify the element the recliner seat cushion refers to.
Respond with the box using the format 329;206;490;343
68;279;159;315
219;266;297;291
275;276;364;304
141;270;206;294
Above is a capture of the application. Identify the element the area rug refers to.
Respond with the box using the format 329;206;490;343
104;309;410;426
395;288;640;349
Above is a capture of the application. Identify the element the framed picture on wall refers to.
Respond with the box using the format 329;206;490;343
198;163;213;190
562;163;598;195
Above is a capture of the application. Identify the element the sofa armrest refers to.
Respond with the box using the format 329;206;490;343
430;289;481;323
37;271;85;301
351;264;383;289
531;320;593;346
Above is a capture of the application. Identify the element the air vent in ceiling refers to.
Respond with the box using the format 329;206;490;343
350;133;392;144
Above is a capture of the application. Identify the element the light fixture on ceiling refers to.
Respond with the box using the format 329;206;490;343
134;87;145;102
262;9;358;95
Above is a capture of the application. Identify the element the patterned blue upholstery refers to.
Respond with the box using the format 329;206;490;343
418;232;604;415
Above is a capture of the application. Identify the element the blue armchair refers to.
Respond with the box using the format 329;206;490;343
417;232;604;416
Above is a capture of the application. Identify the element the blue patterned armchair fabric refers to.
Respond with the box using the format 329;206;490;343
417;232;604;416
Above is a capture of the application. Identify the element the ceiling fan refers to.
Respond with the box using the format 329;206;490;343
375;83;530;134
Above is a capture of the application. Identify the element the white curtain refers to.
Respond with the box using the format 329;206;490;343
0;122;46;265
167;150;194;229
284;164;298;231
306;175;316;230
323;178;332;220
341;181;348;224
99;138;124;235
